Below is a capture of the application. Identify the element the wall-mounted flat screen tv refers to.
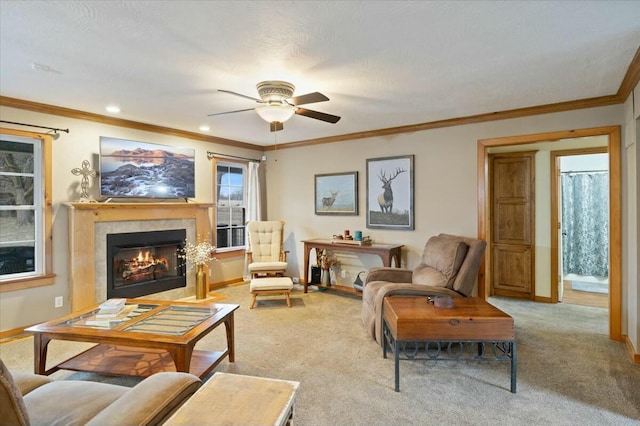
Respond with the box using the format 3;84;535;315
99;136;195;198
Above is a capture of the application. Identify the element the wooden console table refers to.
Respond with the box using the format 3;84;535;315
302;238;403;294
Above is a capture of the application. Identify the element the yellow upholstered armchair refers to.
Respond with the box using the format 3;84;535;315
246;220;289;278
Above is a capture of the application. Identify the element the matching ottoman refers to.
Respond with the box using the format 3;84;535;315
250;277;294;309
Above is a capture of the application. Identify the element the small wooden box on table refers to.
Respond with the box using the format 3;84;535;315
164;372;300;426
382;296;516;393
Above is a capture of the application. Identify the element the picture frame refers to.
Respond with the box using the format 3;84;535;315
314;172;358;215
366;155;414;230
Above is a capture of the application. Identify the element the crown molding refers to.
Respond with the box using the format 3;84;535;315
267;95;621;151
0;96;264;151
617;46;640;101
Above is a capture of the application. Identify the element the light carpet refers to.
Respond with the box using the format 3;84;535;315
1;283;639;425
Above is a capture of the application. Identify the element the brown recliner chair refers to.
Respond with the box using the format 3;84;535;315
361;233;487;345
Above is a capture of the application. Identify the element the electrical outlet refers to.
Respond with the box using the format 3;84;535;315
54;296;63;308
341;270;347;278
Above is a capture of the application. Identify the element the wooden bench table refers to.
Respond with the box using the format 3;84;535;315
164;372;300;426
382;296;516;393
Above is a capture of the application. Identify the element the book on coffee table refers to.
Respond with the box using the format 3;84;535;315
98;298;127;313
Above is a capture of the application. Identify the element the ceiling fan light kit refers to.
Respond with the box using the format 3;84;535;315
212;80;341;132
256;103;296;124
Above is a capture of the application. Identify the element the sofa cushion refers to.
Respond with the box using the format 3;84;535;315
24;381;127;426
0;358;30;426
417;236;469;289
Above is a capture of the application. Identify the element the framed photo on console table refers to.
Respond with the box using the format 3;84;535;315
314;171;358;215
366;155;414;230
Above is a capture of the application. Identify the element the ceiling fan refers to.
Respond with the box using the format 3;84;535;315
208;80;341;132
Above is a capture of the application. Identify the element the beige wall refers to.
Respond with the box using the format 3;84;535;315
623;82;639;352
0;106;259;331
265;104;636;357
267;107;622;281
0;101;637;361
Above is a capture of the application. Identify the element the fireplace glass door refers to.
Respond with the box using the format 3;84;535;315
107;229;186;299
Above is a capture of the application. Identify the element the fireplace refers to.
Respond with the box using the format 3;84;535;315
106;229;186;299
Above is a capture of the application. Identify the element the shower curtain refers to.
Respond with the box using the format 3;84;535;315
561;172;609;277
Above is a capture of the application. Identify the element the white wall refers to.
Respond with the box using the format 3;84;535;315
0;106;261;331
561;153;608;171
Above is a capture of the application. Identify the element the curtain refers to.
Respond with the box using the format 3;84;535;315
561;172;609;277
243;161;262;280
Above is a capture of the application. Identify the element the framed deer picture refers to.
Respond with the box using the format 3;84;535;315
314;171;358;216
366;155;414;229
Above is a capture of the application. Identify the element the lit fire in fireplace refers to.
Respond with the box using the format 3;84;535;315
116;250;170;285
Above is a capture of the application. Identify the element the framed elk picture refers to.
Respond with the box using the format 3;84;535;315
366;155;414;230
314;172;358;215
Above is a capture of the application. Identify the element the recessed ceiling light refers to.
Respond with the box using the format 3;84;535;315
106;105;120;113
199;125;210;132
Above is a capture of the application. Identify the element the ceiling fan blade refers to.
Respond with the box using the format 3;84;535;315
207;108;255;117
288;92;329;106
218;89;263;103
270;122;284;132
295;108;341;123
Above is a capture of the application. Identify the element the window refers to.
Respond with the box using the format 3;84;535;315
215;161;246;250
0;129;53;289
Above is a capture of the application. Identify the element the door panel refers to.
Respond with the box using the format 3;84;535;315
492;244;532;295
490;152;535;299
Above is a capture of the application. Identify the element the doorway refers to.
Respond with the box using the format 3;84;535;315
553;149;609;309
477;126;622;342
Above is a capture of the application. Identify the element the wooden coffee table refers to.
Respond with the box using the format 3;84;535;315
25;299;239;379
382;296;516;392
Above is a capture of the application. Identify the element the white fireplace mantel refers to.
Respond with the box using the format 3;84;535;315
65;202;213;310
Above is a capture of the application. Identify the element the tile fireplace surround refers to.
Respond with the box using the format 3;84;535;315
65;203;213;311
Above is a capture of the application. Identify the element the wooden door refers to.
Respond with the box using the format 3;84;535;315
490;152;535;299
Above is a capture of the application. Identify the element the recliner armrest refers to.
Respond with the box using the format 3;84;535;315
86;372;201;426
364;267;413;285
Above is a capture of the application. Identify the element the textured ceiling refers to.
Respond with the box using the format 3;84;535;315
1;1;639;146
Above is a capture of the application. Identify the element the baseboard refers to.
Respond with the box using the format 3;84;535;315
534;295;553;303
0;325;33;342
625;335;640;364
210;277;246;289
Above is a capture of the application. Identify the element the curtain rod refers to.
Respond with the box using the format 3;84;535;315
561;170;608;174
0;120;69;135
207;151;263;163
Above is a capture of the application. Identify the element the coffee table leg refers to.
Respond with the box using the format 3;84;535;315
33;333;51;375
225;312;235;362
511;341;517;393
169;346;193;373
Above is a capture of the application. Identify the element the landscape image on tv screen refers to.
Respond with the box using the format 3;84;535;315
100;137;195;198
